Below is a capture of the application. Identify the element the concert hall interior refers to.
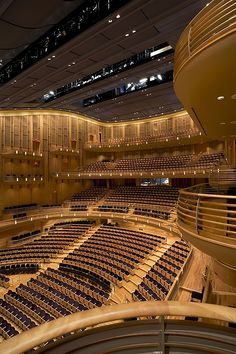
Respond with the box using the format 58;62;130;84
0;0;235;353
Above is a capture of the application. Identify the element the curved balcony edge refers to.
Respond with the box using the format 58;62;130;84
1;301;236;354
174;0;236;81
177;220;236;266
0;208;179;248
213;259;236;286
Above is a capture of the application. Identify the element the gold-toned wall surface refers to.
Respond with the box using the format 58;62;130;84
0;109;227;211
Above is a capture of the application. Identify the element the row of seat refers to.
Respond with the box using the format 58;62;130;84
104;186;179;207
0;273;10;288
97;205;129;213
69;187;107;203
134;208;170;220
0;316;19;339
61;225;165;286
81;152;225;173
45;268;110;302
87;128;199;148
133;240;190;302
0;222;93;268
0;298;36;332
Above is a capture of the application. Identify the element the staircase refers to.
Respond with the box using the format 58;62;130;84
109;239;176;304
39;226;95;271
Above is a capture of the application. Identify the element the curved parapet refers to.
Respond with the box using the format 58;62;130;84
0;301;236;354
174;0;236;137
177;183;236;267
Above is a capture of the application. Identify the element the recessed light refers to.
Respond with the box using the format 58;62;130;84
108;19;112;23
217;95;224;100
230;121;236;124
132;30;136;33
219;122;226;125
231;94;236;100
116;14;120;18
125;33;129;37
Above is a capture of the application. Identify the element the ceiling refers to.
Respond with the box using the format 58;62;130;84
0;0;209;122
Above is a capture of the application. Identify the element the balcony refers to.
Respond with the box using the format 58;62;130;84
174;0;236;137
0;301;236;354
177;183;236;283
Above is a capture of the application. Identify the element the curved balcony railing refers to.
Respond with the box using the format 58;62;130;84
0;203;179;248
177;183;236;266
0;301;236;354
209;168;236;185
84;128;200;150
174;0;236;80
52;168;210;180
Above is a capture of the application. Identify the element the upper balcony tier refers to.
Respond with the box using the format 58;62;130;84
52;152;228;179
174;0;236;138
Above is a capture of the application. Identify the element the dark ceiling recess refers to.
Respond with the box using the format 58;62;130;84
0;0;131;84
0;0;209;123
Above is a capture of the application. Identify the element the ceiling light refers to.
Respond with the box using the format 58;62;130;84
231;94;236;100
132;30;136;33
125;33;129;37
139;78;147;83
219;122;226;125
52;55;55;58
150;45;172;57
217;95;224;100
108;19;112;23
47;58;51;61
230;121;236;124
116;14;120;18
157;74;163;80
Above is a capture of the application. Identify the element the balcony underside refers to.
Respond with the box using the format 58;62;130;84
174;31;236;138
178;220;236;267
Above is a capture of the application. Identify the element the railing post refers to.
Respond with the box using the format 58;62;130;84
196;196;200;234
187;26;192;57
160;315;165;354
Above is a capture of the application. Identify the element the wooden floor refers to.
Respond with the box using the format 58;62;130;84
175;247;212;302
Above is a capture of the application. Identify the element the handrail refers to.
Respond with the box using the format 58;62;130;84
1;301;236;354
52;168;212;179
85;128;200;149
174;0;236;80
177;183;236;265
0;205;180;249
179;183;236;198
